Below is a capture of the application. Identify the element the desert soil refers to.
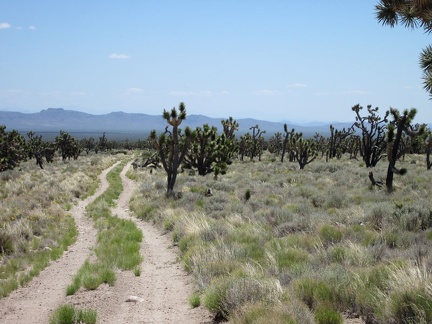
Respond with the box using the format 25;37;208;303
0;161;213;324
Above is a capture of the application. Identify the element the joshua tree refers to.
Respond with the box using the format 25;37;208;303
98;132;108;152
376;0;432;97
352;104;389;167
385;108;425;191
238;133;252;161
425;129;432;170
44;143;56;163
0;125;26;172
313;132;327;157
183;124;218;176
80;137;96;154
294;136;318;170
212;133;237;179
55;131;79;161
267;132;283;156
150;102;192;198
221;116;239;141
183;124;236;178
281;124;296;163
26;131;46;169
327;125;355;160
249;124;266;161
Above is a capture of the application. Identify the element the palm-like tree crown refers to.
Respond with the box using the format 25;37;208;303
376;0;432;96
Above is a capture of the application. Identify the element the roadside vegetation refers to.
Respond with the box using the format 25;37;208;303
130;151;432;323
0;153;120;298
49;304;97;324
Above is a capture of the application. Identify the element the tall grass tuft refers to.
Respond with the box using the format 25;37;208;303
49;304;97;324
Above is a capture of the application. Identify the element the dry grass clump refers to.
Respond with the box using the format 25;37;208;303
130;153;432;323
0;153;121;297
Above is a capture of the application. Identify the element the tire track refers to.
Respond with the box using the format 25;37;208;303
0;162;119;324
85;160;213;323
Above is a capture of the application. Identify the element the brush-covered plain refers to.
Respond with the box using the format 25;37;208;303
130;152;432;324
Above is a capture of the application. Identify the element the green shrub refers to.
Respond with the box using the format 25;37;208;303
133;267;141;276
319;225;343;245
386;290;432;323
49;304;97;324
204;280;227;316
189;292;201;308
293;277;335;310
273;247;310;270
314;306;343;324
0;231;13;254
324;192;347;209
204;277;282;319
329;245;346;263
245;189;252;201
231;302;296;324
367;204;392;231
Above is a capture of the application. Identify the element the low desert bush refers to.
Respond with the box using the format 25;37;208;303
204;276;282;319
373;264;432;323
314;306;343;324
189;292;201;308
129;153;432;322
319;225;343;246
49;304;97;324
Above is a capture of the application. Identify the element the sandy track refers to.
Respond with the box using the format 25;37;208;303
0;162;119;324
65;161;213;323
0;161;213;324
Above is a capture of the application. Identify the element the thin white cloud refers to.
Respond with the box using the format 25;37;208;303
0;22;11;29
0;89;25;97
41;91;62;97
169;90;213;97
286;83;307;88
28;25;36;30
71;91;86;96
125;87;144;95
109;53;130;59
254;89;281;96
314;90;369;96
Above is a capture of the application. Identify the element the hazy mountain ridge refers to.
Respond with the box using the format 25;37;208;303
0;107;408;139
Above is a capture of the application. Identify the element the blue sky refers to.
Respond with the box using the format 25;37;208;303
1;1;431;123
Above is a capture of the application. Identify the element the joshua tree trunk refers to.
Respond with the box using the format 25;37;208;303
150;102;191;198
385;108;424;192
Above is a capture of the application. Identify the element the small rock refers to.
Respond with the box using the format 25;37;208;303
125;296;144;303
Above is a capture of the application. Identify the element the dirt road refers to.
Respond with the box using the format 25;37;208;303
0;161;212;324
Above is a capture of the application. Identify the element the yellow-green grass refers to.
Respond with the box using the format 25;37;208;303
130;152;432;323
49;303;97;324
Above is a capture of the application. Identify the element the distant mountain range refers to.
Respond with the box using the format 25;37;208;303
0;107;369;140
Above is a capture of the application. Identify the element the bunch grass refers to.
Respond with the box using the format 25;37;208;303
130;152;432;323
